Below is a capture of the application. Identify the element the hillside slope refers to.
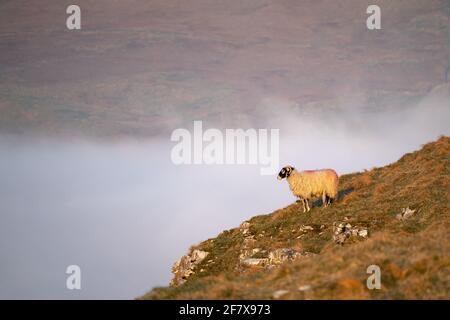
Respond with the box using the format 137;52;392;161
142;136;450;299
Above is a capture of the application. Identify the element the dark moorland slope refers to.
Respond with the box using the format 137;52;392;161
1;1;450;137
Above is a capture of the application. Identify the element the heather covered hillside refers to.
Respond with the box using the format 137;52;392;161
142;136;450;299
1;0;450;137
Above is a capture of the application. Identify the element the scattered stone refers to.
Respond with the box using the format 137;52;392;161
170;249;209;286
333;221;369;245
269;248;300;265
243;235;256;246
239;248;261;261
241;258;269;267
333;233;349;245
272;289;290;299
239;245;313;268
358;229;368;238
396;207;416;221
298;285;312;292
299;225;315;232
240;221;251;229
240;221;251;235
268;248;314;265
239;224;268;267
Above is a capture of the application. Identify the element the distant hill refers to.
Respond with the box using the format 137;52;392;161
1;0;450;137
141;136;450;299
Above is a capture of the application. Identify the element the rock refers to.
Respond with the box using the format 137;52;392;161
239;221;250;235
298;285;312;292
240;221;251;234
333;233;349;245
243;239;256;249
396;207;416;221
170;249;209;286
358;229;368;238
299;225;315;232
191;249;208;261
333;221;369;245
241;258;269;267
240;221;251;229
239;246;312;268
268;248;313;265
268;248;300;265
272;289;290;299
239;248;261;261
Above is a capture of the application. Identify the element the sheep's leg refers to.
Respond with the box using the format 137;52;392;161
301;199;307;213
322;192;327;208
305;199;310;212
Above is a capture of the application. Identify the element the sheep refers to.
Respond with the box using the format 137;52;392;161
277;165;339;213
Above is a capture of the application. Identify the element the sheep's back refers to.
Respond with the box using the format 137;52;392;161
287;169;338;198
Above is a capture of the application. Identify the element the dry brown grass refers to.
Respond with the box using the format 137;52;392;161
341;192;359;206
373;183;389;200
352;171;374;189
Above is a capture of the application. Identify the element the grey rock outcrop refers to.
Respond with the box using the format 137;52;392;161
170;249;209;286
333;221;368;245
396;207;416;221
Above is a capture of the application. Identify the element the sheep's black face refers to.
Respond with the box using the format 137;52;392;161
277;166;294;180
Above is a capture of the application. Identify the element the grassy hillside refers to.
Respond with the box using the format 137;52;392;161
141;136;450;299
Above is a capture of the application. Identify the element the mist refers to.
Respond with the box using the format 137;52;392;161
0;91;449;299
